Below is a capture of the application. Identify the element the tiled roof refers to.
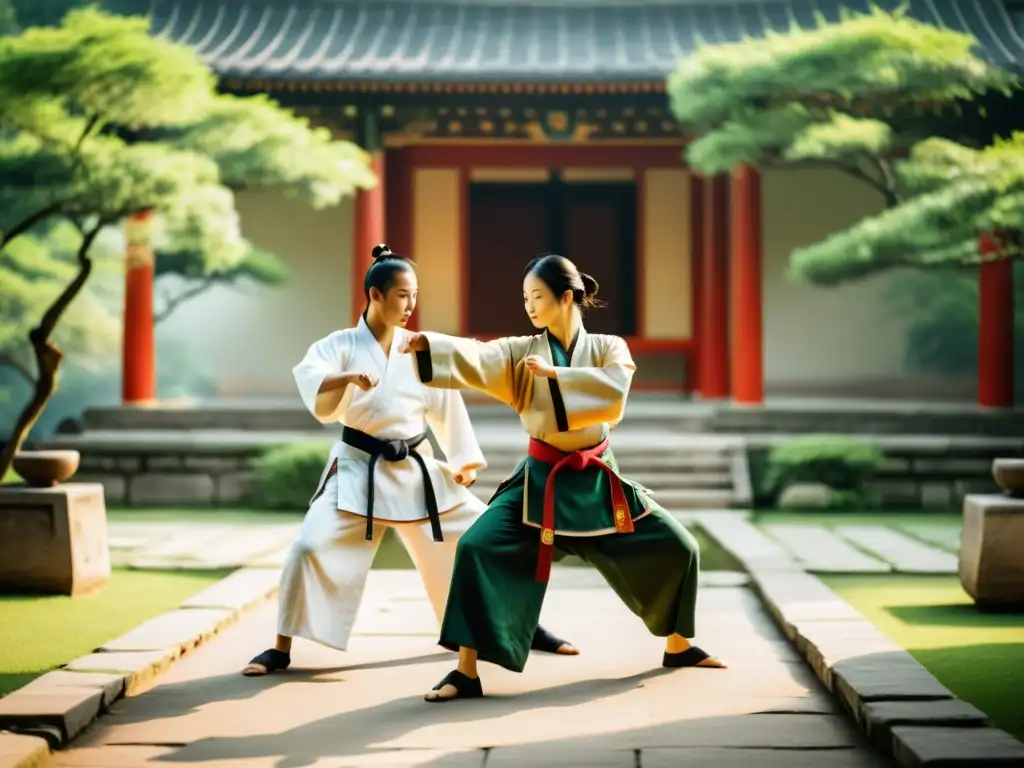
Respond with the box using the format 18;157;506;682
147;0;1024;82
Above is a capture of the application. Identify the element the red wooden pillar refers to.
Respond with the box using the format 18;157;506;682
977;233;1014;407
689;173;704;393
730;164;764;405
351;150;386;325
122;209;156;403
698;174;730;398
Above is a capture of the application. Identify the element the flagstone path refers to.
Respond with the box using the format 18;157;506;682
106;512;963;577
48;569;886;768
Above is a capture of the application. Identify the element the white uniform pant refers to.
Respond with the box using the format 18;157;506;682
277;471;485;651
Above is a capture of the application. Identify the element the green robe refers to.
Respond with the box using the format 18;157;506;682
414;326;702;674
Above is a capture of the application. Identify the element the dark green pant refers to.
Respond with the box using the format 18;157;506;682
439;495;701;672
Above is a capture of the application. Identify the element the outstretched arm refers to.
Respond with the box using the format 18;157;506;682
402;331;533;412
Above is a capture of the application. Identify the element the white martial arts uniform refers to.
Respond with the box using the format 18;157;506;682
278;317;487;651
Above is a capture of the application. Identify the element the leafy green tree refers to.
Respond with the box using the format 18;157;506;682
0;8;374;481
666;5;1019;282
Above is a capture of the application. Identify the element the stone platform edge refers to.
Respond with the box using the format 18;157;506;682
695;511;1024;767
0;565;282;767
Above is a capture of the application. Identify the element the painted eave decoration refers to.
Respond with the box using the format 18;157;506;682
145;0;1024;88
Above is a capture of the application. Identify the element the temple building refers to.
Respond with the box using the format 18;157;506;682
132;0;1021;404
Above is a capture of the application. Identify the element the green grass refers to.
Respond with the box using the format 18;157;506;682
0;567;228;697
823;574;1024;741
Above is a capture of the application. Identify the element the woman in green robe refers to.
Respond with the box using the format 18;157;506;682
401;254;726;702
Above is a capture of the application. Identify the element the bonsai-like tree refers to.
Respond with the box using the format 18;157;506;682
0;8;375;481
666;4;1019;281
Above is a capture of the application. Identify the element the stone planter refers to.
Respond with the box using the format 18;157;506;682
992;458;1024;497
0;482;110;595
960;462;1024;611
13;449;80;487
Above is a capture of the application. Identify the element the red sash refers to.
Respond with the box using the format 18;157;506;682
527;437;634;584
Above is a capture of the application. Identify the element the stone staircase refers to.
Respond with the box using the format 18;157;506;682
466;439;748;510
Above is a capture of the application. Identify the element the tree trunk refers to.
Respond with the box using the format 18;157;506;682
0;224;100;481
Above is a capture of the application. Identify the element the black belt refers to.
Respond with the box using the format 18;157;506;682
341;426;443;543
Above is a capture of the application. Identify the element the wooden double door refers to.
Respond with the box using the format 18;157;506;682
467;177;638;337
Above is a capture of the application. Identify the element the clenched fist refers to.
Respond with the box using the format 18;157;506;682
399;333;428;354
453;468;477;487
523;355;555;378
348;372;377;391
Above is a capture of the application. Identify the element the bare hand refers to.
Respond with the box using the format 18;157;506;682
348;372;377;391
399;333;428;354
453;468;477;487
523;355;555;379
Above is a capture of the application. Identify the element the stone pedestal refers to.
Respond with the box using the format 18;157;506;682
960;494;1024;610
0;483;111;596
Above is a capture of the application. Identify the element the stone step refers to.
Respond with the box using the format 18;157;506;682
473;470;734;490
470;485;738;509
477;453;734;471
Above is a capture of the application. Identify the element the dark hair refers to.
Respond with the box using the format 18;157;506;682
524;253;604;310
364;243;415;302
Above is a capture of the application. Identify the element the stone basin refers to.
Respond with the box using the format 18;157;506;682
13;450;81;487
992;458;1024;497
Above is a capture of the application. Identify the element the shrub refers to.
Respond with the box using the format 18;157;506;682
247;442;332;510
761;435;885;507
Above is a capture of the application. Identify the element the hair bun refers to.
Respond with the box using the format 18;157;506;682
371;243;391;261
580;272;599;298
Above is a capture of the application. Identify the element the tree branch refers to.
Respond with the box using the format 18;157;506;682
809;159;901;208
0;221;102;481
0;201;65;250
0;352;36;387
154;280;215;324
872;156;902;206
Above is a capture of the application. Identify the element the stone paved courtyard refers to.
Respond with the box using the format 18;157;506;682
106;512;962;576
46;569;888;767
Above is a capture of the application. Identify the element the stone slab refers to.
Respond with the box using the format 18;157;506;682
793;620;904;691
100;608;233;653
750;570;864;640
244;543;292;568
832;652;955;717
180;525;298;569
180;568;281;612
129;525;236;562
835;525;958;574
641;747;884;768
63;650;177;696
48;745;486;767
764;524;892;573
16;671;124;710
900;524;962;553
0;686;103;746
0;731;50;768
861;699;990;752
486;747;634;766
891;725;1024;766
697;517;798;571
